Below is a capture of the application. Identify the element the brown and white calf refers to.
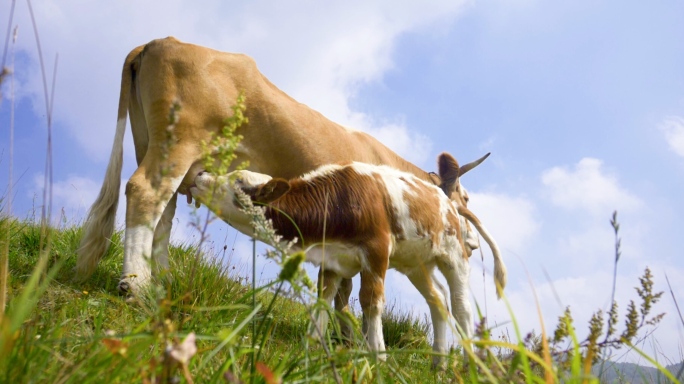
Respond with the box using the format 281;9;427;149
189;153;506;363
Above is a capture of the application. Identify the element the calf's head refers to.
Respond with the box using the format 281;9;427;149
189;170;290;233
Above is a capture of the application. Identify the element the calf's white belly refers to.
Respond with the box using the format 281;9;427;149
303;243;367;279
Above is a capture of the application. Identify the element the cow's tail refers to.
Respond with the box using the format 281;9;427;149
76;47;142;278
457;205;507;299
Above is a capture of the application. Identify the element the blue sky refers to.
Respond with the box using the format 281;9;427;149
1;0;684;364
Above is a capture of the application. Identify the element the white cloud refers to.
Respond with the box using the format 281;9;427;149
478;134;499;152
363;122;433;166
660;116;684;158
468;191;539;255
31;174;104;222
3;0;467;166
541;158;642;216
539;158;649;273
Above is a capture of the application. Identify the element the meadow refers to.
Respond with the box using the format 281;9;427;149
0;203;680;383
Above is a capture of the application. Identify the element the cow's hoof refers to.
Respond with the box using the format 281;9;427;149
431;357;446;371
118;280;131;294
118;274;150;297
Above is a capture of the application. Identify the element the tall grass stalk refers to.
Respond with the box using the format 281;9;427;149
26;0;58;286
666;274;684;380
2;0;63;359
0;23;17;316
529;269;554;383
478;239;489;325
251;233;256;377
1;0;16;78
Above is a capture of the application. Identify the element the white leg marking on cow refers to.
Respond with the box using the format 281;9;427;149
364;296;386;358
121;225;155;290
121;175;185;293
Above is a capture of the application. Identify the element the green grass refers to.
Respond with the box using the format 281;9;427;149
0;218;457;383
0;216;678;383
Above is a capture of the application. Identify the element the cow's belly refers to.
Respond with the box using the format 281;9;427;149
304;243;366;279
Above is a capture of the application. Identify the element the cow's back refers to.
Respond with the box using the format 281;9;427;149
132;37;257;141
125;36;432;196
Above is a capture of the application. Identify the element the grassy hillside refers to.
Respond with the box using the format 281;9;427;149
0;216;679;383
0;218;458;383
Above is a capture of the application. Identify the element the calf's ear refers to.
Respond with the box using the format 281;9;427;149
254;179;291;204
438;152;460;181
438;152;460;193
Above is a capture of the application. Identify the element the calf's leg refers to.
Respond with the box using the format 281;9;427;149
359;237;390;359
311;269;343;339
437;258;474;340
359;270;386;357
406;269;450;368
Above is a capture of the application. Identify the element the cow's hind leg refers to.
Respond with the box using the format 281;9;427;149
312;269;342;340
119;145;197;294
151;193;177;279
334;277;354;342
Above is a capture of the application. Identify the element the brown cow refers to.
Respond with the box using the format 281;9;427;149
76;37;490;307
